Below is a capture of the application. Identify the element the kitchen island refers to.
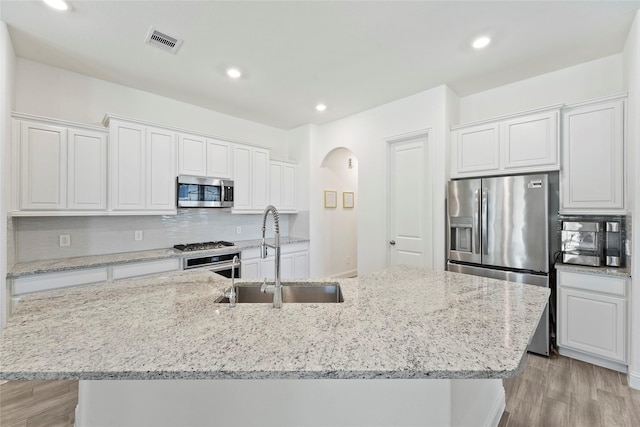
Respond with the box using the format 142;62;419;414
0;265;549;426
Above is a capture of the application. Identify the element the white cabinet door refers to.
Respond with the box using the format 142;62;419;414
269;161;297;212
252;148;269;210
282;163;297;211
67;128;108;210
293;251;309;279
232;145;252;211
269;162;283;209
207;139;232;178
502;110;558;171
232;144;270;213
110;120;146;210
20;121;67;210
451;123;500;176
241;258;261;279
147;127;176;211
109;119;177;214
561;97;625;213
558;287;626;363
178;133;207;176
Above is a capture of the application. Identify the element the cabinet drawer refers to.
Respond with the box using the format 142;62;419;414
12;267;109;295
558;271;626;296
112;258;180;280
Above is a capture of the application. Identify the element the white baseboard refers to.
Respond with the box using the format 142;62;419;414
629;369;640;390
558;347;627;373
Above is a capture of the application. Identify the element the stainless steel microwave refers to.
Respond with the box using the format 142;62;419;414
177;175;234;208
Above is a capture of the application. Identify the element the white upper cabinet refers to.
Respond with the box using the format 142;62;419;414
502;110;559;171
178;133;232;178
451;106;560;178
269;160;297;213
178;133;207;176
207;139;232;178
232;144;269;213
451;123;500;175
13;115;108;215
560;95;625;214
107;116;176;214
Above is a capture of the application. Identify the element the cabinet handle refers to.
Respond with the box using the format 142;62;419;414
389;240;396;246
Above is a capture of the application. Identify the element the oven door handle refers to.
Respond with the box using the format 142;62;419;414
208;262;236;272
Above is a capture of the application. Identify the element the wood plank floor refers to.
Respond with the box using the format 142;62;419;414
1;353;639;426
500;353;640;427
0;380;77;427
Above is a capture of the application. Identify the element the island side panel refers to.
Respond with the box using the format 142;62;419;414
76;379;503;427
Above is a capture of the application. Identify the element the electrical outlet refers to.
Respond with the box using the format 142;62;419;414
134;230;143;241
236;226;242;234
59;234;70;247
346;256;351;265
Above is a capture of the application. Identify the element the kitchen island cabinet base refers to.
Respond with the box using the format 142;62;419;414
76;378;505;427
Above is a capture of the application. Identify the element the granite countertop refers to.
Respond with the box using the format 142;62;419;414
7;237;309;277
555;262;631;278
0;265;549;381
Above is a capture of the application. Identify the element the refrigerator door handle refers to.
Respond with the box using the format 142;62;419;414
481;188;488;255
473;188;481;254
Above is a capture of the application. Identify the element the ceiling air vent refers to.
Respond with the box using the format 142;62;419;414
145;27;183;54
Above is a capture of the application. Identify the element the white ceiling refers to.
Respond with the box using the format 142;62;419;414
2;1;640;129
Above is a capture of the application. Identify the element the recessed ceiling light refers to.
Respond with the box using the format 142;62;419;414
42;0;69;11
316;104;327;112
227;68;242;79
472;36;491;49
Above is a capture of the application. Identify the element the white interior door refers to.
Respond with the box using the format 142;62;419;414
387;136;432;268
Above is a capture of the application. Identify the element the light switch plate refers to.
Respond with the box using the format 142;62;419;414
236;226;242;234
135;230;143;241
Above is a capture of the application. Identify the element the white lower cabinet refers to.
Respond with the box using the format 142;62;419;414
557;270;628;371
240;242;309;280
7;259;181;316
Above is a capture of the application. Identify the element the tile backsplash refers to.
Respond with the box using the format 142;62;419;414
13;210;293;262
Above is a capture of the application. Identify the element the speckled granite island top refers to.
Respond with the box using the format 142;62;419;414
0;265;549;381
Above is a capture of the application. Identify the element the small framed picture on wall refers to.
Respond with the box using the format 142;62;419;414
343;192;354;208
324;190;337;208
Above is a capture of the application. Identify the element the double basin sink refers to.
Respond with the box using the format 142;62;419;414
217;282;344;304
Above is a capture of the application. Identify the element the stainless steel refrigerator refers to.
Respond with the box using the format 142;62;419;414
446;173;559;356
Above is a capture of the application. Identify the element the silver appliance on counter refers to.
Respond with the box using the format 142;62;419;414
173;241;240;278
177;175;234;208
561;220;624;267
447;173;559;356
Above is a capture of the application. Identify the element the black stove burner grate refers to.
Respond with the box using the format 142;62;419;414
173;241;235;252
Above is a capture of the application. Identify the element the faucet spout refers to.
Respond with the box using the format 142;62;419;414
260;205;282;308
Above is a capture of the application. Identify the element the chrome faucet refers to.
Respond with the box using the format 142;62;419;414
259;205;282;308
224;255;240;307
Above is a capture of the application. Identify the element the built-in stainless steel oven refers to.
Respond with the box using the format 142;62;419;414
174;241;240;278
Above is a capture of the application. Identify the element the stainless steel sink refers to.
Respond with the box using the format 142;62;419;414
217;282;344;304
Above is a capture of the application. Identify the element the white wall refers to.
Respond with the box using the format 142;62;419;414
320;147;358;277
287;125;312;239
311;85;453;277
459;54;624;124
623;10;640;390
15;59;289;158
1;19;16;328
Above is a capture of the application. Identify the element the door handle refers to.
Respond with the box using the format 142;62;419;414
389;240;396;245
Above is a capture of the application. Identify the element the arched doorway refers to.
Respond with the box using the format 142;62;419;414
320;147;358;277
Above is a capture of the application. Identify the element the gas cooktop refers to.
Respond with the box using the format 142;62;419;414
173;241;235;252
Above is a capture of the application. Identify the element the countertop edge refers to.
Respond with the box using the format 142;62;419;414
7;237;310;278
554;263;631;278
